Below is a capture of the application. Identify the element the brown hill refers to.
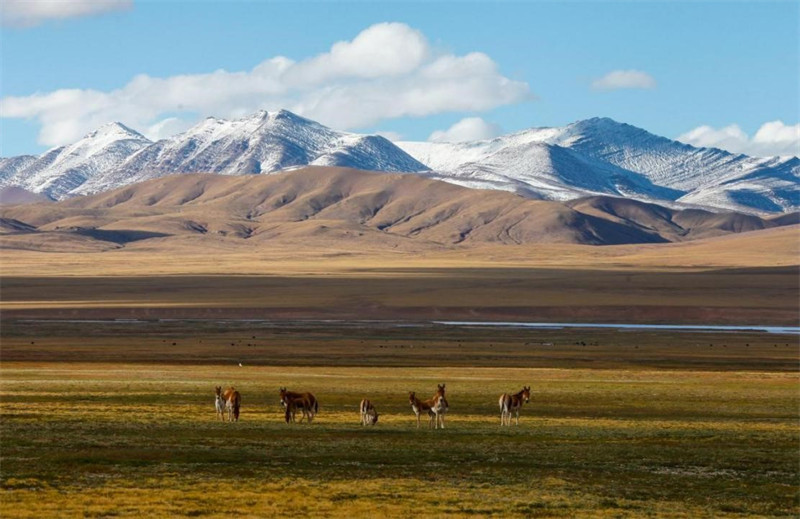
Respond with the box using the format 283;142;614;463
565;195;786;241
0;186;51;206
0;167;793;252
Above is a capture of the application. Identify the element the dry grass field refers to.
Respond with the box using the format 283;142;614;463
1;362;798;518
1;319;798;371
2;224;798;324
1;220;798;517
2;265;797;325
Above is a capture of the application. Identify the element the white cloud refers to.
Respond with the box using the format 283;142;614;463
591;69;656;91
144;117;194;141
677;121;800;157
1;0;132;27
0;22;531;147
428;117;502;142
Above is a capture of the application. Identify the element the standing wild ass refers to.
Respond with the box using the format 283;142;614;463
359;399;379;425
214;386;226;421
279;387;319;423
222;386;241;422
499;386;531;426
409;383;449;429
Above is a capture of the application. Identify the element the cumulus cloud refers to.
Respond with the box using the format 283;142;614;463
0;22;531;147
677;121;800;157
428;117;502;142
1;0;132;27
144;117;195;141
591;69;656;91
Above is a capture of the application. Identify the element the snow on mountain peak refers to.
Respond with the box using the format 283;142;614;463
2;110;797;214
85;122;147;141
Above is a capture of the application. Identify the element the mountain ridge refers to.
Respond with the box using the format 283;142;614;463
2;167;796;254
1;110;797;214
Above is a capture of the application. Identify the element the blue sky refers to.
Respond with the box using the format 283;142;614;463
1;0;798;157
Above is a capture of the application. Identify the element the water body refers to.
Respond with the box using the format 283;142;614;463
432;321;800;335
18;318;800;334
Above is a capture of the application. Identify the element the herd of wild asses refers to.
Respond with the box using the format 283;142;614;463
214;384;532;428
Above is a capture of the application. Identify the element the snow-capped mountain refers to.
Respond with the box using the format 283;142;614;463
0;110;427;200
1;111;797;214
398;118;799;214
77;109;427;197
1;123;151;200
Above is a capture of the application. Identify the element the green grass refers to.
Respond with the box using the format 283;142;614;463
1;364;798;517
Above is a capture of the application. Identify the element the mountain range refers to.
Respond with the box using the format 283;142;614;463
1;110;797;215
1;167;797;253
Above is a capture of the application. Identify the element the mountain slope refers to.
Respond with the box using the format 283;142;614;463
0;186;52;206
0;167;670;250
0;123;152;200
399;118;799;214
2;111;797;214
2;168;793;254
0;110;427;200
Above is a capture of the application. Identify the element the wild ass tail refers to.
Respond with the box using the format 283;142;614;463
499;394;510;413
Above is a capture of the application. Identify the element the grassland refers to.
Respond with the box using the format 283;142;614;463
1;228;798;517
1;319;798;371
2;265;798;325
1;362;798;518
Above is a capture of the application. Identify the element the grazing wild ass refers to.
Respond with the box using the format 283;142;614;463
279;387;319;423
222;386;241;422
409;384;449;429
359;399;379;426
499;386;531;426
214;386;226;421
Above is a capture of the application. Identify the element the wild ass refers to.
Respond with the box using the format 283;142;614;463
279;387;319;423
499;386;531;426
432;383;448;429
214;386;226;421
359;399;379;425
409;384;448;429
222;386;241;422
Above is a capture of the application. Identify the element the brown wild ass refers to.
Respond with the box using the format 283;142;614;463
222;386;241;422
499;386;531;426
279;387;319;423
214;386;226;421
359;399;379;426
432;383;449;429
409;384;448;429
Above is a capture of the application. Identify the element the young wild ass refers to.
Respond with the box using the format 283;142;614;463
359;399;379;426
222;386;241;422
499;386;531;426
214;386;226;421
279;387;319;423
409;384;448;429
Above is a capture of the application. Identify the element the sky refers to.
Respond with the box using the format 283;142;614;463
1;0;798;158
